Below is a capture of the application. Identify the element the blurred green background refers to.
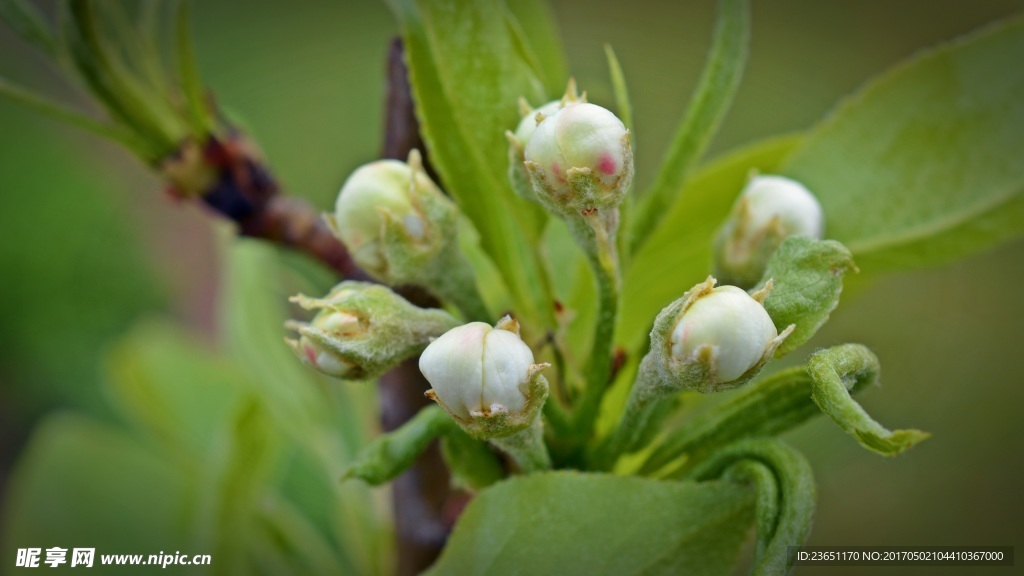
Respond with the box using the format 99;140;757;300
1;0;1022;574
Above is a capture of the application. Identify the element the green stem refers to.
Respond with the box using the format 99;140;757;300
428;245;491;322
588;353;679;470
565;208;621;437
342;405;456;486
489;418;551;474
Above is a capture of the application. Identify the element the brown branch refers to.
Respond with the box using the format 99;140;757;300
168;36;454;576
378;37;455;576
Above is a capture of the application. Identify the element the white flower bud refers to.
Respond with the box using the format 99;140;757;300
648;277;794;394
285;281;459;381
506;99;565;201
328;150;457;283
419;316;549;438
523;101;633;215
715;175;824;287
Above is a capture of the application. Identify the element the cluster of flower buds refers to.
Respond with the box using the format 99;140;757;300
511;81;634;216
419;316;549;440
328;150;458;286
285;281;460;380
715;174;824;287
646;276;794;394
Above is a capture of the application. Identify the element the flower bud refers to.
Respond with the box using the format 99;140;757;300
286;281;459;380
419;316;549;439
648;277;794;394
328;150;458;285
507;98;566;201
715;175;824;287
523;101;633;215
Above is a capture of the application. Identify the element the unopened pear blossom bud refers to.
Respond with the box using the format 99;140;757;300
328;150;457;284
419;316;549;439
648;277;794;394
715;175;824;287
523;101;633;215
286;281;459;380
507;99;566;201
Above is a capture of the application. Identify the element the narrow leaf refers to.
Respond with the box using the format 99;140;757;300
343;405;456;486
426;472;754;575
631;0;751;253
175;0;215;135
756;236;858;356
0;75;156;157
783;16;1024;274
388;0;555;328
808;344;930;456
0;0;58;56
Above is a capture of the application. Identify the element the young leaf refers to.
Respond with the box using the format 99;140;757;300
343;405;456;486
387;0;557;328
631;0;751;253
808;344;930;456
783;16;1024;274
643;343;928;475
426;472;754;576
618;134;803;353
756;236;858;356
688;439;816;576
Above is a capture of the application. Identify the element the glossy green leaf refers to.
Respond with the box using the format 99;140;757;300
631;0;751;252
618;134;803;352
756;237;857;356
426;472;753;575
783;16;1024;274
688;439;815;576
387;0;556;328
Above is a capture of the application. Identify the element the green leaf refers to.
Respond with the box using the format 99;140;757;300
631;0;751;253
2;414;191;556
426;472;753;575
688;439;815;576
104;320;245;460
808;344;930;456
782;16;1024;274
343;405;455;486
618;134;803;353
0;0;59;57
388;0;556;328
756;237;858;356
643;343;928;475
502;0;567;96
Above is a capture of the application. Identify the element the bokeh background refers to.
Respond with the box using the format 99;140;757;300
1;0;1022;574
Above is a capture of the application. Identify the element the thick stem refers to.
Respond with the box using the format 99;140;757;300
378;37;455;576
489;418;551;474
